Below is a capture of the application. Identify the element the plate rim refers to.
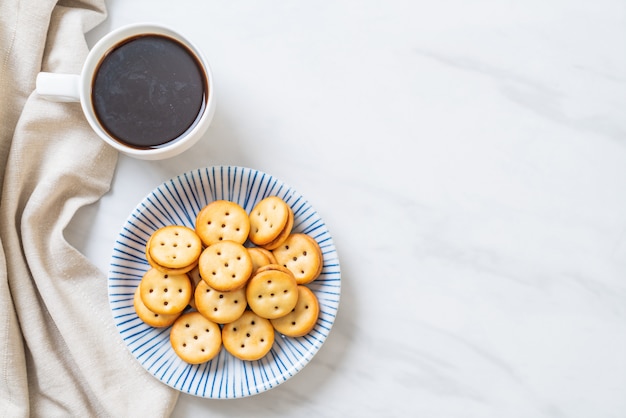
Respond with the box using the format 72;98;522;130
107;165;341;399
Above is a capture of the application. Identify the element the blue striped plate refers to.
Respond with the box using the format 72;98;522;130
108;166;341;398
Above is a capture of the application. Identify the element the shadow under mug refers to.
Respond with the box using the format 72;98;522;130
36;23;216;160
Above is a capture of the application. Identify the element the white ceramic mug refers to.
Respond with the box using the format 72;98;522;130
36;23;216;160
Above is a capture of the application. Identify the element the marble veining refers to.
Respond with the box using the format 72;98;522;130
65;0;626;416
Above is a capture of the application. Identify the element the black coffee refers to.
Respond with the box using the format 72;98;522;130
92;34;206;149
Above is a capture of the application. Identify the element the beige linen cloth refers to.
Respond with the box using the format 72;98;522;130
0;0;178;416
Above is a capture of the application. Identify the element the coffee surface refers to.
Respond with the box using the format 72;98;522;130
92;34;206;149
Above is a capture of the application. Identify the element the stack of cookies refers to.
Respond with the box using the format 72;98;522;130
134;225;202;328
133;196;324;365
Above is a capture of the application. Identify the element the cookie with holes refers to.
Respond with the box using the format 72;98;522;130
222;310;275;361
133;285;181;328
194;280;247;324
248;196;293;249
147;225;202;272
246;265;298;319
170;311;222;364
270;285;319;337
145;233;199;275
198;240;253;291
195;200;250;246
139;268;192;315
261;206;294;250
271;233;323;285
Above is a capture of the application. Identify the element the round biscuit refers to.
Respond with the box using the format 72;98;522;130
270;285;319;337
194;280;247;324
146;234;199;275
222;310;275;361
248;196;291;246
170;312;222;364
246;268;298;319
195;200;250;246
198;241;253;291
139;268;192;315
133;285;180;327
260;205;294;250
148;225;202;270
271;233;323;284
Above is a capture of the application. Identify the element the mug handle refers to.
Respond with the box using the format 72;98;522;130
36;72;80;102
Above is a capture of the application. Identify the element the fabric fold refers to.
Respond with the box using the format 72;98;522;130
0;0;179;416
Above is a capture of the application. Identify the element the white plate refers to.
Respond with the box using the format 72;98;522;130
108;166;341;398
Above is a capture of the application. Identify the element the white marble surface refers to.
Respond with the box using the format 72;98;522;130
67;0;626;416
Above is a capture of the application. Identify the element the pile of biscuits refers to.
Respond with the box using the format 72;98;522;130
133;196;323;364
